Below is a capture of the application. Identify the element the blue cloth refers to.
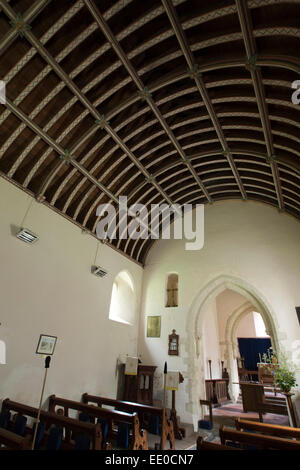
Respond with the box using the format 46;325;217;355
13;414;27;436
238;338;271;371
32;422;45;450
79;412;90;423
97;418;108;441
117;422;129;449
75;434;91;450
0;410;11;429
148;415;160;435
47;426;63;450
199;420;212;430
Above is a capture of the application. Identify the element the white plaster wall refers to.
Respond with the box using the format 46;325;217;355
139;199;300;425
236;312;257;338
216;289;250;343
202;298;222;379
0;178;143;408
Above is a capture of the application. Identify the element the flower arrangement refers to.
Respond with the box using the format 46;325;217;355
260;347;298;393
273;367;297;393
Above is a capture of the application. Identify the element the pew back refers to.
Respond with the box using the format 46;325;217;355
240;383;287;421
0;428;31;450
82;392;175;450
1;398;102;450
49;395;148;450
235;418;300;440
220;426;300;450
196;436;241;451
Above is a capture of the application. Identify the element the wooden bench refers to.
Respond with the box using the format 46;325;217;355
219;426;300;450
239;382;288;421
0;428;31;450
1;398;103;450
235;418;300;440
49;395;148;450
196;436;241;451
82;392;175;449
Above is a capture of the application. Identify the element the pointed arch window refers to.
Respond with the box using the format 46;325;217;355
109;271;135;325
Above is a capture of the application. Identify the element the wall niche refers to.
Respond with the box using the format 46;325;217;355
165;273;178;308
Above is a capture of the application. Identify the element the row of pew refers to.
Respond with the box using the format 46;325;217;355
197;417;300;450
0;392;175;450
1;393;300;451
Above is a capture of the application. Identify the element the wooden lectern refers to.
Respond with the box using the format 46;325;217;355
123;364;157;405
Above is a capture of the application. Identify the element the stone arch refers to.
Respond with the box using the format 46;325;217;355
185;274;280;430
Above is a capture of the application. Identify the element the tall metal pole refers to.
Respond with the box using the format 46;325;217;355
32;355;51;450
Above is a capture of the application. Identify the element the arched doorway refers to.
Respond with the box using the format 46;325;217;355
185;275;280;431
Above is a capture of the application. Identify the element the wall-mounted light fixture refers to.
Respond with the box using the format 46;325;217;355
16;228;39;244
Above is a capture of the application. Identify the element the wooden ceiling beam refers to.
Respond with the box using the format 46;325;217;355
235;0;285;211
0;0;178;213
5;98;160;240
161;0;247;201
23;67;299;207
0;0;50;53
83;0;212;204
4;98;118;203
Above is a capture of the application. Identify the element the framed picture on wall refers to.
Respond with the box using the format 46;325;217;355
147;316;161;338
36;334;57;355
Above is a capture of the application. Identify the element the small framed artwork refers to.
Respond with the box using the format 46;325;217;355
147;316;161;338
36;334;57;355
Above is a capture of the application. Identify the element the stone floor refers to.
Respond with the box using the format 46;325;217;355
148;398;291;450
147;430;200;450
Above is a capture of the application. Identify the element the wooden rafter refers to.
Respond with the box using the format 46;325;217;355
235;0;285;211
161;0;247;200
0;0;299;264
83;0;212;204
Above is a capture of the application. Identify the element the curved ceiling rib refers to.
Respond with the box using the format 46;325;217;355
0;0;299;265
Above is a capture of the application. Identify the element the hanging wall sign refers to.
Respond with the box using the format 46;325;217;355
36;334;57;356
166;371;179;391
125;356;139;375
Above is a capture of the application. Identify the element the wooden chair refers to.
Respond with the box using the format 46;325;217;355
235;418;300;440
219;426;300;450
82;392;174;449
1;398;103;450
239;382;288;421
196;435;241;451
49;395;148;450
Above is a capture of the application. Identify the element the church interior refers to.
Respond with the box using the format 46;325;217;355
1;0;300;451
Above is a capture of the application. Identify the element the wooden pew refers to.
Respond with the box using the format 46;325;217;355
196;436;241;451
0;428;31;450
82;392;175;450
235;418;300;440
49;395;148;450
219;426;300;450
239;382;288;421
1;398;102;450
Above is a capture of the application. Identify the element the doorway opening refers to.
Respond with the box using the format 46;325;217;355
185;275;279;430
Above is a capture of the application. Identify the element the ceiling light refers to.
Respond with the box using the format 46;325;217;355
16;228;39;244
91;265;108;278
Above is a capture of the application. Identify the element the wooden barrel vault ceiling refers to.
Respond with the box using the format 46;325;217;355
0;0;299;265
